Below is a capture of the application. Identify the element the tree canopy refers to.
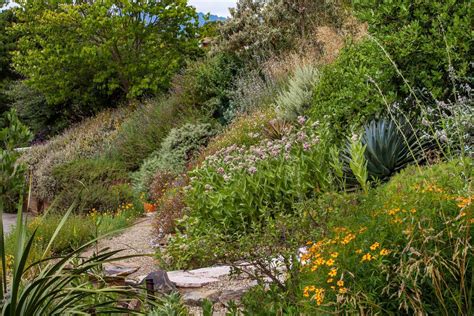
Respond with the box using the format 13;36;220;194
11;0;202;106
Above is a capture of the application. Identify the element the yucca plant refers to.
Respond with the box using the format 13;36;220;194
0;196;148;315
342;118;428;184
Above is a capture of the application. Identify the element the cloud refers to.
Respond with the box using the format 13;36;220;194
189;0;236;17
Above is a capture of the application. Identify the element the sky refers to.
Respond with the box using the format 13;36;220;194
2;1;237;17
189;0;236;17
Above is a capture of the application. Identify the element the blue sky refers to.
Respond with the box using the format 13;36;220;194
189;0;236;17
2;1;237;17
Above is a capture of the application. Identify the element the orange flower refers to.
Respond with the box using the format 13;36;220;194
380;249;390;256
328;268;337;277
337;280;344;287
361;253;373;262
370;242;380;251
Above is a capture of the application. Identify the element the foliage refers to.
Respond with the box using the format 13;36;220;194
51;158;135;214
12;0;201;106
275;64;319;121
0;9;18;118
225;69;278;121
352;0;473;100
347;136;368;193
196;108;276;164
152;175;188;239
110;99;181;170
20;107;129;201
219;0;348;64
0;109;32;213
171;52;242;121
341;118;429;185
0;203;146;314
309;39;396;138
148;292;189;316
239;159;472;314
132;123;216;195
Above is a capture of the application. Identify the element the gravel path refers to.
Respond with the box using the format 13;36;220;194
83;214;158;278
2;213;18;234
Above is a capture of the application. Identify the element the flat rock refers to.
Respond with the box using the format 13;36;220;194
168;266;231;288
182;289;221;306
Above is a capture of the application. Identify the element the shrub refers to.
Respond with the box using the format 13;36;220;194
196;108;276;164
353;0;473;100
171;52;242;122
275;64;319;121
132;123;216;195
50;158;134;214
238;159;472;314
152;175;188;239
110;98;182;170
225;69;278;122
21;107;130;201
309;39;396;138
0;109;32;213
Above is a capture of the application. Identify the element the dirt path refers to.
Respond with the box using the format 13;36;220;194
83;214;158;279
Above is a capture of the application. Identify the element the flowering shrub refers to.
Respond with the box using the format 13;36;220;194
20;107;130;200
182;117;333;236
238;159;472;314
297;159;472;314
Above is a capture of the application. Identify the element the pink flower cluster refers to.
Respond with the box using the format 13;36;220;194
200;120;321;182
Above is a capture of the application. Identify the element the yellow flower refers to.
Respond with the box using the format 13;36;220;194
330;252;339;258
361;253;373;262
327;278;333;283
338;287;347;294
380;249;390;256
337;280;344;287
325;259;335;266
370;242;380;251
328;268;337;277
355;249;362;254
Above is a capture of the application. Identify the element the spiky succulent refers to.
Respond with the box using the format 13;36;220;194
343;118;428;183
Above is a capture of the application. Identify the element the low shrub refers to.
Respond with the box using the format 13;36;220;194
225;69;278;122
161;118;336;268
239;159;472;314
309;39;396;138
132;123;216;195
21;107;130;201
152;175;188;239
275;64;319;121
109;98;182;170
171;52;242;122
51;158;134;214
196;108;276;164
353;0;473;100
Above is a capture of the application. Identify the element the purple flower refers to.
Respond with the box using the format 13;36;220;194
217;167;225;175
303;143;311;151
297;116;306;125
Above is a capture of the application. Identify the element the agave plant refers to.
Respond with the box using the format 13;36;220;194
0;196;149;315
342;118;428;183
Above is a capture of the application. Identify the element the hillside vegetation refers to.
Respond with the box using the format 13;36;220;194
1;0;472;314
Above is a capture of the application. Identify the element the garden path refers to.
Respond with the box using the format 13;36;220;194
2;213;18;234
83;213;158;278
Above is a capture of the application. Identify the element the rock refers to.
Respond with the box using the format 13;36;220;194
144;270;177;294
168;266;231;288
182;289;221;306
104;266;140;277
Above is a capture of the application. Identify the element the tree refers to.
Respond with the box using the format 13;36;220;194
0;9;18;123
11;0;201;106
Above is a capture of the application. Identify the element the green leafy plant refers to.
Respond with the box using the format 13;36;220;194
347;136;369;193
0;201;145;314
148;292;189;316
132;123;216;195
0;109;32;213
